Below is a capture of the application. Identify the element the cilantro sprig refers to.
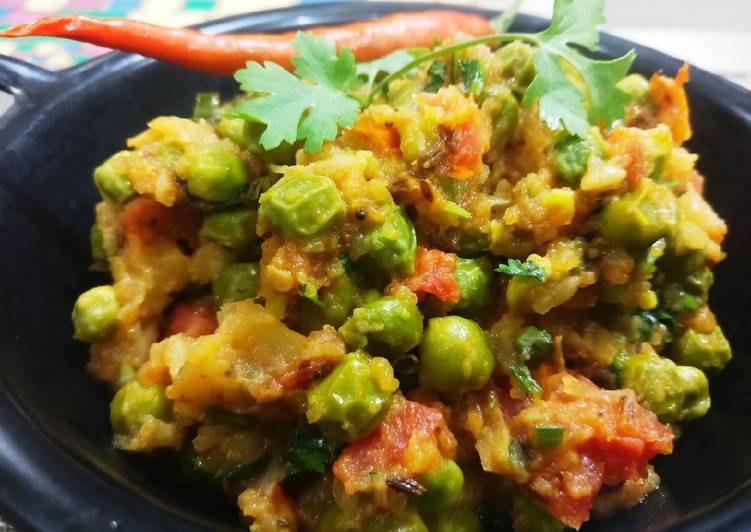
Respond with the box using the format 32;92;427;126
285;426;341;474
367;0;635;137
356;50;416;95
495;259;547;283
232;0;635;154
232;32;361;153
522;0;635;136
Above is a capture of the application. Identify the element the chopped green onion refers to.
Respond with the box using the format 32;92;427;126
508;361;542;398
440;199;471;218
508;437;527;470
534;425;564;449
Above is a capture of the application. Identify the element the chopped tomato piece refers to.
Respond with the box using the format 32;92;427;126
649;64;691;145
403;247;460;303
165;297;218;338
535;454;604;529
121;196;202;248
509;369;674;528
443;121;483;179
333;396;446;494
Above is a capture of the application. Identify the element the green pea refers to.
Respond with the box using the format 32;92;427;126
551;134;590;186
420;316;495;394
358;288;383;306
319;275;357;326
91;224;108;263
617;74;650;105
314;506;429;532
452;257;493;316
217;117;251;147
72;285;119;343
339;296;423;356
441;228;491;257
306;351;398;442
352;207;417;276
259;173;346;240
511;492;567;532
428;507;482;532
485;85;520;150
219;118;297;164
192;92;220;121
93;151;135;205
622;352;710;422
599;185;677;249
110;380;172;435
212;262;260;304
314;504;357;532
495;41;536;98
660;284;702;314
300;274;358;332
514;326;553;368
200;206;259;252
673;326;732;371
414;459;464;513
683;267;714;297
184;145;248;202
364;511;429;532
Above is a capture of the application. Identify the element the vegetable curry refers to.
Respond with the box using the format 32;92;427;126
63;1;731;530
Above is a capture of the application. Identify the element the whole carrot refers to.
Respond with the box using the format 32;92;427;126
0;11;494;75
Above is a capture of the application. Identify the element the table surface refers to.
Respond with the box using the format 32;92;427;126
0;0;748;530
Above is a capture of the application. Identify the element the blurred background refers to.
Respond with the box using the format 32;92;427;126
0;0;749;88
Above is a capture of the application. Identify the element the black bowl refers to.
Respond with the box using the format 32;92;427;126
0;3;749;531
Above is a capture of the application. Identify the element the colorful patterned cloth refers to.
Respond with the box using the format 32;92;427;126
1;0;749;89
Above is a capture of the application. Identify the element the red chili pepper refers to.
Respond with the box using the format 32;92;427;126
0;11;494;75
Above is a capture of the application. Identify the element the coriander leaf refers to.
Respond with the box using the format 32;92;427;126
539;0;604;51
425;60;446;93
298;283;324;307
459;59;485;94
523;51;589;137
233;33;361;153
285;427;340;474
514;326;553;367
569;50;636;128
356;50;415;94
291;32;357;91
340;253;353;275
491;0;523;34
233;61;360;153
495;258;547;283
523;0;636;136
